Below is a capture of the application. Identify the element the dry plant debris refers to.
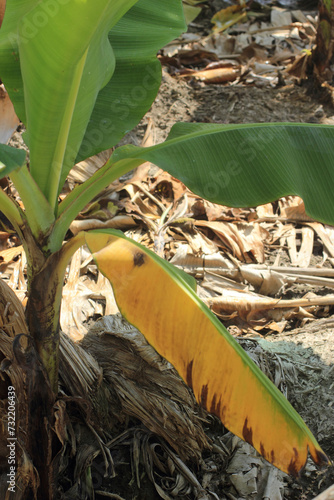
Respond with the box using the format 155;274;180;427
45;154;334;340
162;1;317;85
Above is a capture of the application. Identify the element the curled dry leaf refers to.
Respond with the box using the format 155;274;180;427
195;220;268;263
178;62;241;84
307;222;334;260
172;224;219;256
61;248;118;341
70;215;137;236
227;440;285;500
67;148;113;186
278;196;314;222
0;244;23;269
0;84;19;144
149;169;186;203
0;277;28;336
205;289;334;326
170;244;234;273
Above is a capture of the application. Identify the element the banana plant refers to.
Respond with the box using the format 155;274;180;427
0;0;332;497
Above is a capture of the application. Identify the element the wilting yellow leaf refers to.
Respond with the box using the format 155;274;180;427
85;229;329;475
211;4;247;33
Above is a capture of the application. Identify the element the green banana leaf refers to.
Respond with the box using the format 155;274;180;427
0;0;31;124
112;122;334;225
0;0;137;209
84;228;328;475
76;0;186;163
0;0;186;209
0;144;26;178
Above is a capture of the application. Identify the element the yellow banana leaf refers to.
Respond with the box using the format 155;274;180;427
84;229;329;475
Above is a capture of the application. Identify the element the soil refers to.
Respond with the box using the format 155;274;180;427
133;72;334;146
109;42;334;500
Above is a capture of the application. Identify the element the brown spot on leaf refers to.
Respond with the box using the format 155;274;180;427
201;384;209;408
271;450;275;464
315;448;329;466
287;448;299;477
259;443;273;465
210;393;217;414
210;394;222;418
186;360;194;387
242;418;253;447
133;252;145;267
